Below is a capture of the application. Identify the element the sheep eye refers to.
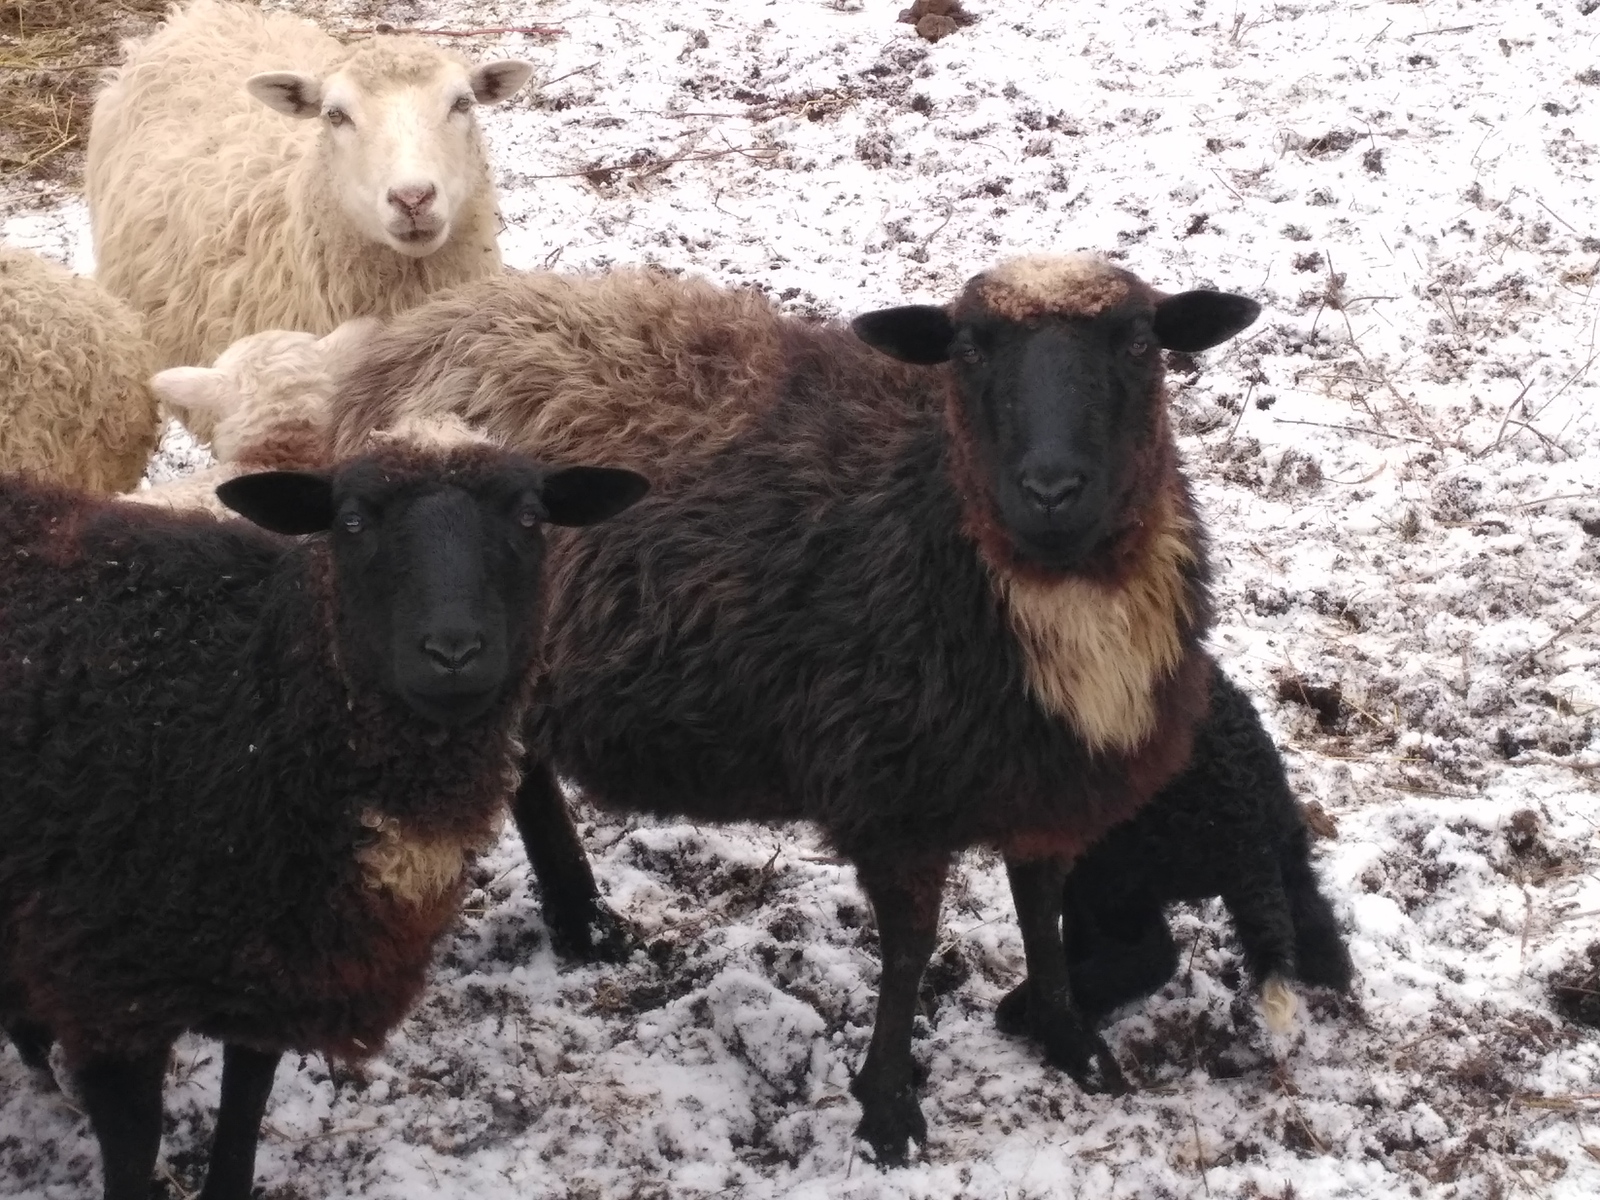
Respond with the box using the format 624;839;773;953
1128;339;1149;357
959;346;983;365
451;95;474;115
341;511;364;534
324;107;350;127
517;505;541;529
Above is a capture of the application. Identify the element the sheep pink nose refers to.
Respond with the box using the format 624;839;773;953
387;184;437;216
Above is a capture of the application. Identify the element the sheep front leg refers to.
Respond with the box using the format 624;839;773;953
996;903;1178;1028
5;1017;55;1075
850;856;948;1165
198;1044;281;1200
510;758;631;962
74;1044;170;1200
1004;856;1127;1095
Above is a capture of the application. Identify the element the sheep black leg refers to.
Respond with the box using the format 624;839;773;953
5;1017;55;1075
996;905;1178;1030
74;1044;170;1200
1281;843;1353;992
510;758;631;962
198;1044;280;1200
1219;860;1297;986
1220;859;1307;1032
1065;906;1180;1022
850;856;948;1166
1003;856;1127;1095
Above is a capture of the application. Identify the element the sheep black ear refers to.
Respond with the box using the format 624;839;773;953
537;466;650;528
1152;290;1261;352
217;471;336;535
851;305;956;365
246;72;324;119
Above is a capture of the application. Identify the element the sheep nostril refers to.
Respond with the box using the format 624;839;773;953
421;633;484;672
1019;470;1086;513
387;184;437;216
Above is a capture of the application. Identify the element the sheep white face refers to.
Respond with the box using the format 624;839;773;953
247;51;533;258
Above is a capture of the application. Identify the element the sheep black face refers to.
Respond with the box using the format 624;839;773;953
218;453;648;724
853;258;1260;573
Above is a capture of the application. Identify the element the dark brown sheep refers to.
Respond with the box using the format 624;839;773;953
0;448;645;1200
510;256;1257;1159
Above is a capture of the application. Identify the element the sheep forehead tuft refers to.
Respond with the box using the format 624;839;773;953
365;413;497;453
342;440;521;486
966;254;1145;322
335;37;469;94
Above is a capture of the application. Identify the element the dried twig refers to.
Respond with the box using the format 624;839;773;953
1510;602;1600;676
527;144;780;182
1405;24;1476;40
345;24;565;39
1189;1105;1212;1195
1535;197;1582;235
1478;377;1538;457
1271;417;1436;447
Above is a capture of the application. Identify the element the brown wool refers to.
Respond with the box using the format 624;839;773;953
330;270;786;479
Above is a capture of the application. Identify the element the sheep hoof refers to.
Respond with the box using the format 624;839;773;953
1056;1036;1129;1097
1038;1017;1128;1097
548;903;635;964
994;981;1030;1035
5;1020;56;1080
1260;975;1298;1033
852;1088;926;1166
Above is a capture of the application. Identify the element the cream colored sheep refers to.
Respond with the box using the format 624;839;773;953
0;243;161;493
126;319;376;514
87;0;533;441
126;318;485;515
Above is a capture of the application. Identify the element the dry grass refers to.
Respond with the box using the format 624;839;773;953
0;0;169;185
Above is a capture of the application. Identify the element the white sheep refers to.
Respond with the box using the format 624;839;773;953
0;243;161;493
125;318;379;515
86;0;533;441
126;318;490;516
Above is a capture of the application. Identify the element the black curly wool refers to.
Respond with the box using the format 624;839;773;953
1000;664;1354;1026
0;469;526;1066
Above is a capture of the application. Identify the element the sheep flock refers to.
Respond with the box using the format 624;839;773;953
2;1;1599;1198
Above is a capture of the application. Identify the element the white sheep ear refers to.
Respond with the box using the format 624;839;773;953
247;72;324;118
150;367;236;416
468;60;534;105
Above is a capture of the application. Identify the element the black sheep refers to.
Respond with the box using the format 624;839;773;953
994;663;1353;1034
509;254;1260;1161
0;447;645;1200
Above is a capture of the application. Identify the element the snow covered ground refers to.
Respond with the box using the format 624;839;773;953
4;0;1600;1196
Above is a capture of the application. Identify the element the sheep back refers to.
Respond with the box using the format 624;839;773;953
330;269;787;478
1063;664;1310;911
0;245;160;493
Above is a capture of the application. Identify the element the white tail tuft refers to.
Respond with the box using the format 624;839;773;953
1260;975;1299;1034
